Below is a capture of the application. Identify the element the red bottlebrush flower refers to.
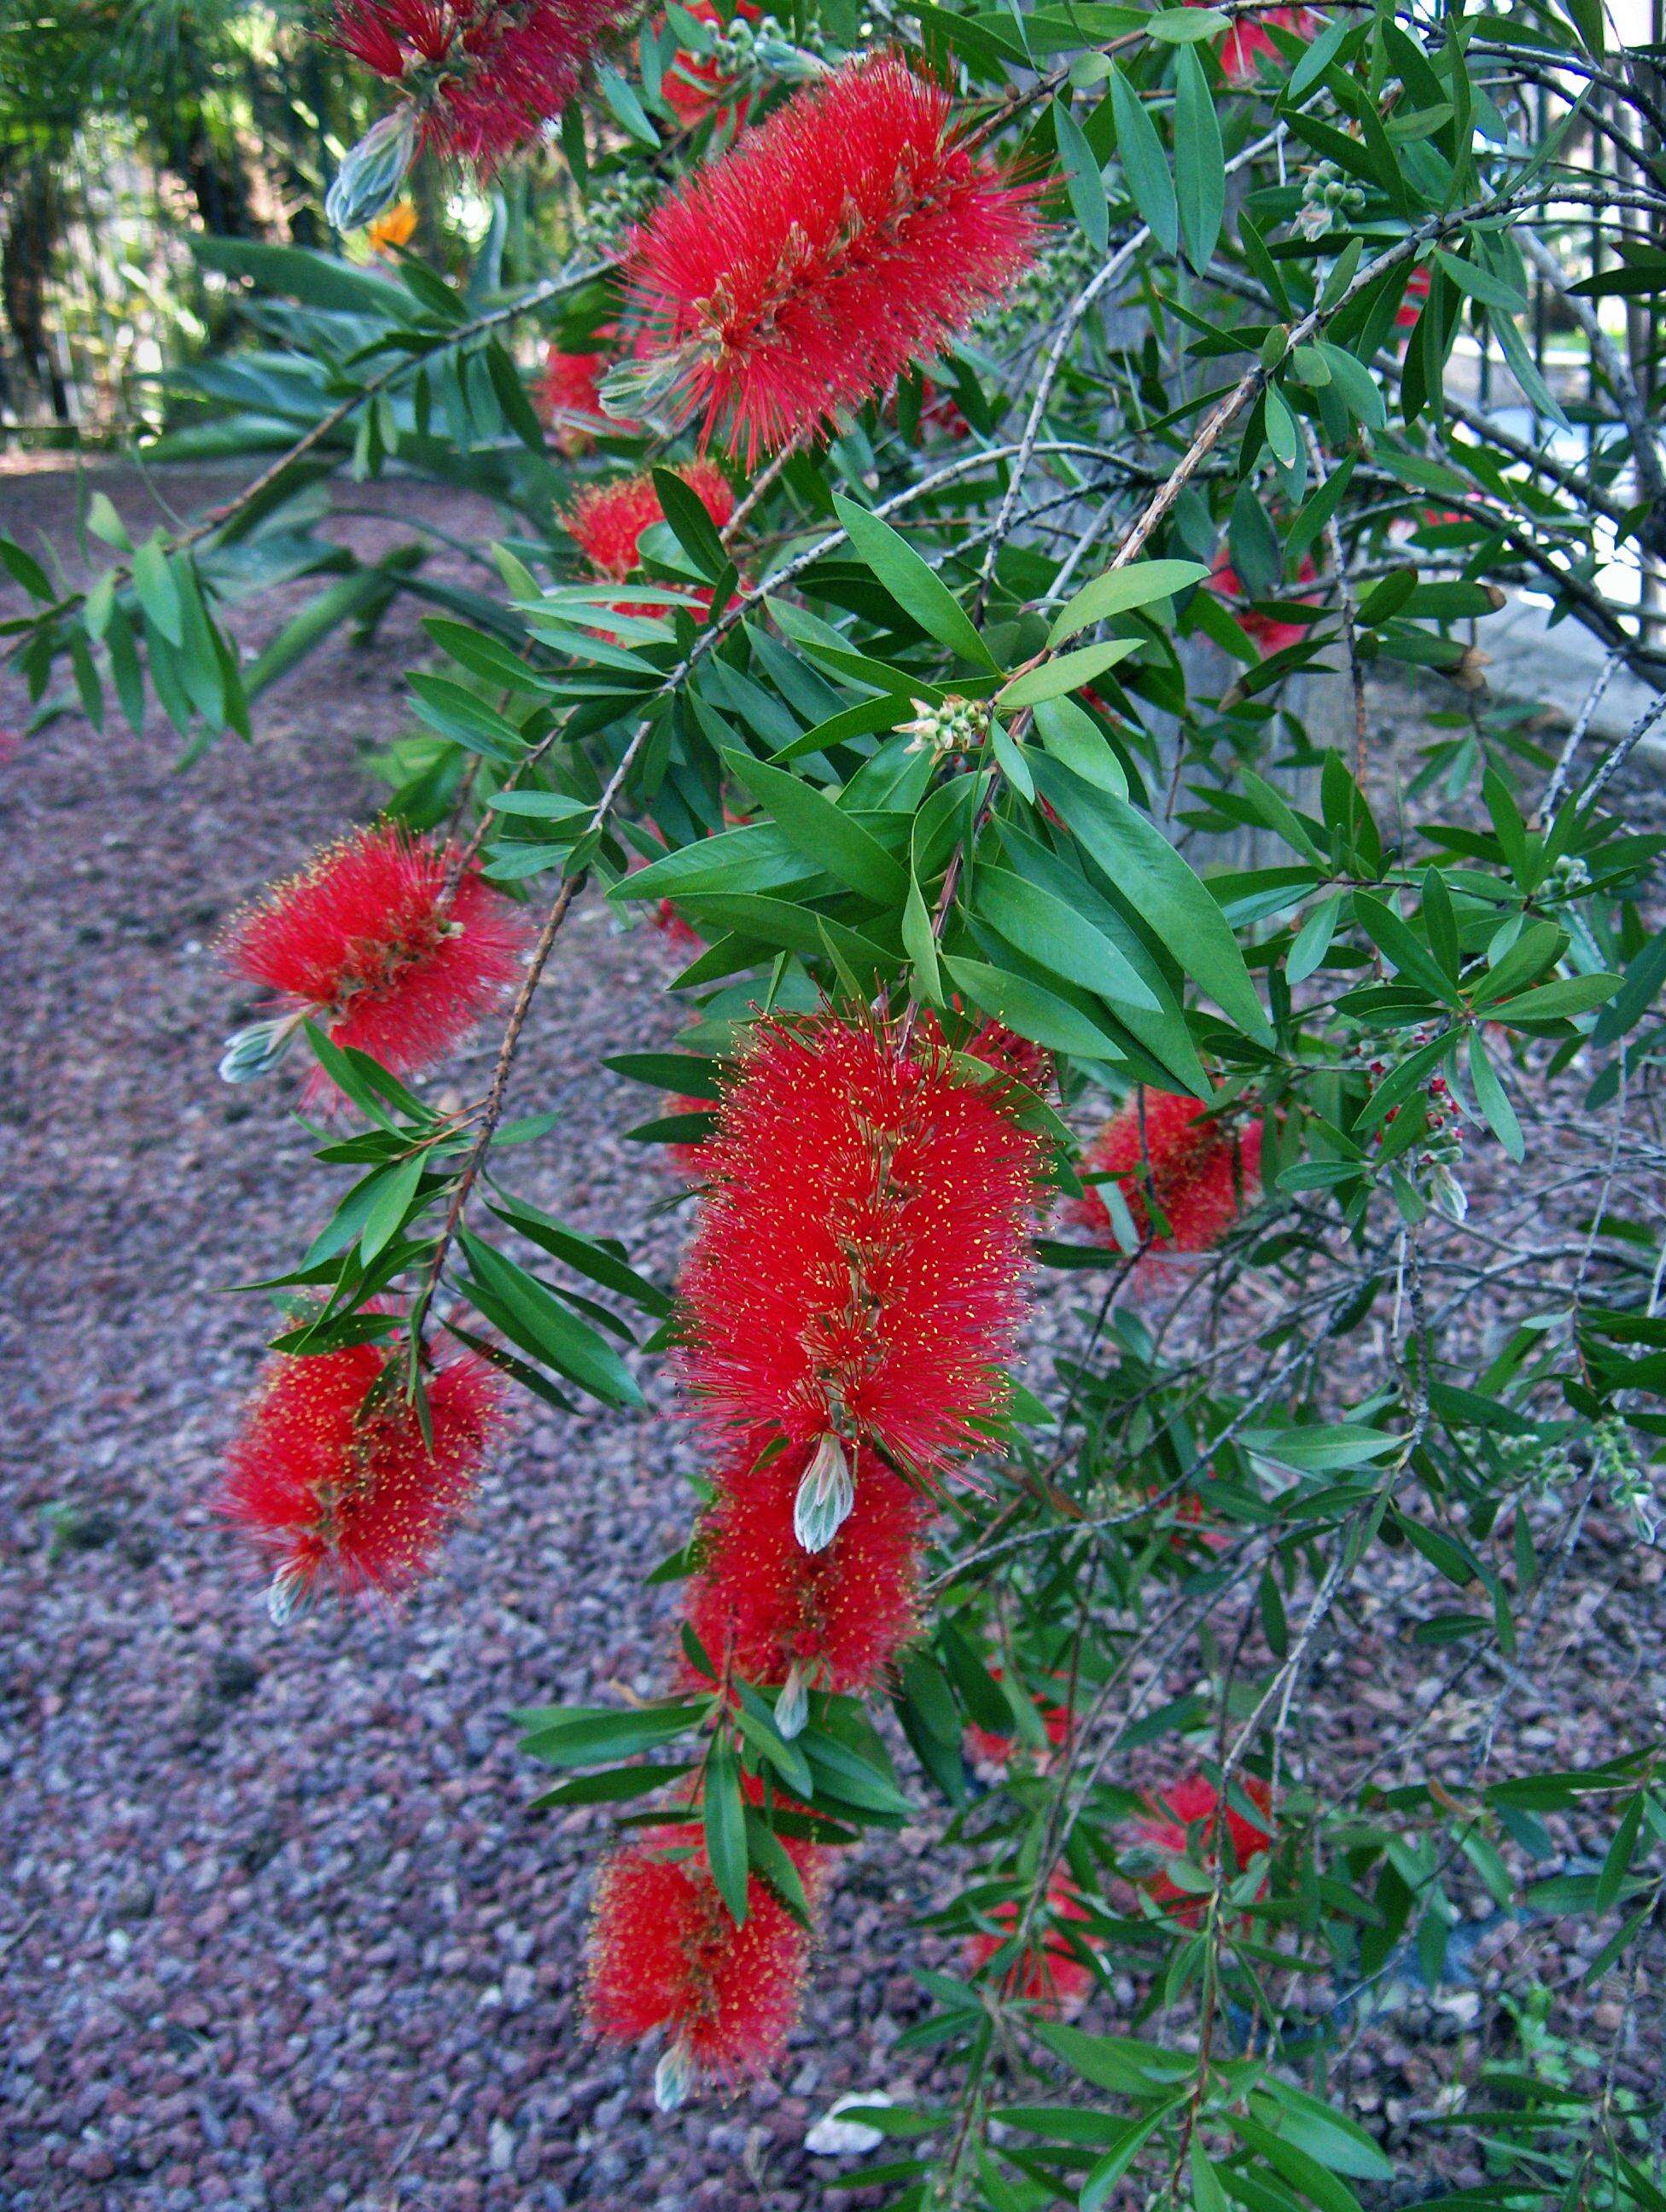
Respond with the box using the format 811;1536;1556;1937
224;824;527;1101
1206;555;1320;656
664;1091;718;1180
217;1342;503;1610
964;1666;1073;1767
586;1823;815;2091
539;332;644;451
678;1014;1041;1481
1133;1773;1273;1924
653;897;704;953
964;1018;1051;1095
684;1436;929;1695
1395;261;1432;332
626;52;1042;462
1188;0;1314;82
564;459;736;608
661;0;760;127
333;0;629;168
966;1872;1097;2016
1069;1090;1262;1259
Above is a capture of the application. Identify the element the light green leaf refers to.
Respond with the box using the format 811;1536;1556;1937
1174;44;1225;273
1046;559;1209;649
999;638;1137;707
832;493;999;671
944;955;1126;1060
1030;759;1272;1040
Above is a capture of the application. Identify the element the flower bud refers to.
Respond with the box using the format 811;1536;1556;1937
325;106;419;236
654;2038;698;2111
775;1659;809;1739
793;1432;853;1553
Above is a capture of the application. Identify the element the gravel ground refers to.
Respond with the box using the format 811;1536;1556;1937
3;462;1662;2212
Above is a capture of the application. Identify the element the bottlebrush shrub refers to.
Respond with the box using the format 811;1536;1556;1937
1069;1089;1262;1259
25;3;1666;2196
676;1014;1041;1488
333;0;628;166
625;51;1042;458
222;824;527;1103
217;1341;504;1614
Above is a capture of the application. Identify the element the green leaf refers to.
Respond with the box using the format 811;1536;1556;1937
131;534;183;647
1033;696;1128;797
975;866;1160;1010
653;466;730;581
1352;892;1461;1004
1595;1791;1645;1912
458;1232;647;1408
1467;1031;1523;1162
0;534;51;598
903;868;945;1005
597;61;661;143
519;1702;702;1767
1053;97;1110;253
705;1739;750;1926
1174;45;1225;273
1244;1423;1398;1471
722;748;909;905
832;493;999;671
359;1151;425;1264
1081;2098;1189;2206
944;955;1126;1060
1228;2115;1363;2212
1495;974;1620;1023
1029;758;1272;1041
1046;558;1209;649
999;637;1136;707
1109;64;1179;255
194;235;406;316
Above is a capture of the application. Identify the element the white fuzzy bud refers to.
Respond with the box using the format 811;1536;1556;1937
794;1433;853;1553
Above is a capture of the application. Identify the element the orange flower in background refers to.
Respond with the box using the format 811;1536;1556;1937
364;198;417;254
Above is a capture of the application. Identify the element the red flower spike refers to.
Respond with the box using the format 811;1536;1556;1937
684;1436;929;1695
1395;262;1432;333
1134;1773;1274;1924
664;1091;718;1180
1205;555;1320;657
661;0;760;127
1185;0;1314;83
964;1666;1073;1768
678;1015;1042;1481
217;1342;504;1609
586;1824;816;2091
966;1872;1097;2017
224;824;527;1102
626;51;1042;462
564;460;737;622
1069;1090;1262;1259
333;0;630;169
